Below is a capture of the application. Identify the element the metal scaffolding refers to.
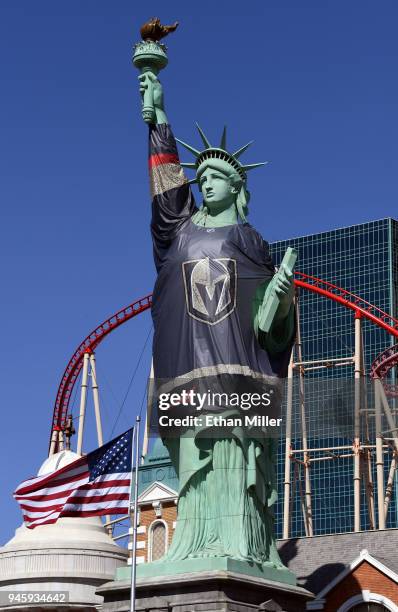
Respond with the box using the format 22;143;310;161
282;291;398;539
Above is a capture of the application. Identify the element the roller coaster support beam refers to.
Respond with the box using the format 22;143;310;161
77;351;90;456
375;378;386;529
296;297;313;537
49;428;59;456
384;453;397;520
363;451;376;530
378;382;398;521
379;384;398;454
362;337;375;530
373;377;398;535
283;352;294;539
353;312;363;532
88;351;112;532
90;352;104;447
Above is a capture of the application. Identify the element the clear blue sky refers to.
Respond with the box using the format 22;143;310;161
1;1;397;543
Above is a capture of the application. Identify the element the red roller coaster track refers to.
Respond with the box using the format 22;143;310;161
294;272;398;337
50;295;152;443
49;273;398;451
370;344;398;397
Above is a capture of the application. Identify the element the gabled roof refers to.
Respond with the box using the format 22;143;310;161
307;548;398;610
138;481;178;505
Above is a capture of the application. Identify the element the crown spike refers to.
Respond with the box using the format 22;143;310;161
195;123;212;149
241;162;268;172
233;141;254;159
175;138;201;157
187;177;198;185
180;162;198;169
220;126;227;150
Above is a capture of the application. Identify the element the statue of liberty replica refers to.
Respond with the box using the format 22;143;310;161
127;21;312;604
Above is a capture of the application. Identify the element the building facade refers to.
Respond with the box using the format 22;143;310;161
271;217;398;538
135;438;178;564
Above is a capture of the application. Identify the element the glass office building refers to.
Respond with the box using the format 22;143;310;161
271;218;398;537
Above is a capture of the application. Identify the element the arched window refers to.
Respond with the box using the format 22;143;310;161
149;520;167;561
338;594;396;612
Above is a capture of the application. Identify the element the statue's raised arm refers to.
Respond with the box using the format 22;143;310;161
133;20;196;271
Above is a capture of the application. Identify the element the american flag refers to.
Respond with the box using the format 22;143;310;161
14;428;134;529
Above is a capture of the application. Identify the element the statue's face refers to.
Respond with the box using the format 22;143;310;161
199;167;236;212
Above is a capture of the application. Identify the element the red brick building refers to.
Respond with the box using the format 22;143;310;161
135;481;177;564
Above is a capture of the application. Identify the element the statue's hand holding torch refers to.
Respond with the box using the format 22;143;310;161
138;72;167;125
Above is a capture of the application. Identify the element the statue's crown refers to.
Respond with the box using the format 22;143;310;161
177;124;267;184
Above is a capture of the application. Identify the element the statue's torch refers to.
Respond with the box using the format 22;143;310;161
133;18;178;123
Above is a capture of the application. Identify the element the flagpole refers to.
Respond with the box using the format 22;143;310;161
130;415;141;612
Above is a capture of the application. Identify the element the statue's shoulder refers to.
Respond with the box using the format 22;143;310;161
240;222;269;248
239;223;274;270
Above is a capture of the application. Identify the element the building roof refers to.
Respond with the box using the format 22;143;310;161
37;449;80;475
373;554;398;578
271;216;397;245
307;549;398;610
139;438;178;495
277;528;398;595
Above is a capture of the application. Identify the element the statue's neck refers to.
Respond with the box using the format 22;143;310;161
192;202;238;228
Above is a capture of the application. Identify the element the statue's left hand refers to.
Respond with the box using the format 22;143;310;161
273;264;294;320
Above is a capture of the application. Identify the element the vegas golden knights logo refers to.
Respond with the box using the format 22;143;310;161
182;257;237;325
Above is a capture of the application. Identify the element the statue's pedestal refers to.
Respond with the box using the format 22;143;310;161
134;557;296;584
97;561;314;612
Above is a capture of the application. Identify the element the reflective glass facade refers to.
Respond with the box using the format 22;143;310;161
271;218;398;537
